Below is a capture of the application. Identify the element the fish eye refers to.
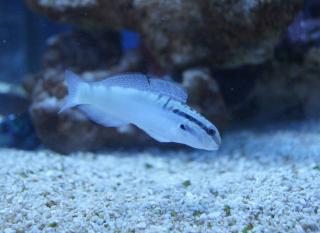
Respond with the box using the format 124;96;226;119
207;128;216;136
180;124;186;130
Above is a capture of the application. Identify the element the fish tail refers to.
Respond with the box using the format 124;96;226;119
59;70;84;114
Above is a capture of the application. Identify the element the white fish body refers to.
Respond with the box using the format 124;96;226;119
60;70;221;150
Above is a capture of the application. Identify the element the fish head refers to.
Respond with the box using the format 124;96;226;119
175;122;221;151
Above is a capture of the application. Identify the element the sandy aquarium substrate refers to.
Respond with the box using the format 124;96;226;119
0;121;320;233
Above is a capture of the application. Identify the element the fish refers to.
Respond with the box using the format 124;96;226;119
59;70;221;150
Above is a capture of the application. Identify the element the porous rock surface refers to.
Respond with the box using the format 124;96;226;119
26;0;302;68
23;0;309;153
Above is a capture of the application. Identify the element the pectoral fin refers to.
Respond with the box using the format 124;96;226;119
142;128;170;143
78;105;128;127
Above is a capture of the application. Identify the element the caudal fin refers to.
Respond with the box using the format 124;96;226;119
59;70;84;113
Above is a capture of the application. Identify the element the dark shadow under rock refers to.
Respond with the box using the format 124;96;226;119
230;47;320;122
44;29;121;72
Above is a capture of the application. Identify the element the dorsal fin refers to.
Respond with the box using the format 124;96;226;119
97;73;188;103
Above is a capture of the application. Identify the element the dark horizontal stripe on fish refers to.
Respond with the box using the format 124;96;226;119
172;109;215;136
156;94;164;100
163;98;171;109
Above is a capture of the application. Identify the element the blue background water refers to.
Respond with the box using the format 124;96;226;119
0;1;139;84
0;0;70;83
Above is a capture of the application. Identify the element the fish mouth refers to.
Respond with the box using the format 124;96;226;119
197;134;221;151
212;132;222;149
